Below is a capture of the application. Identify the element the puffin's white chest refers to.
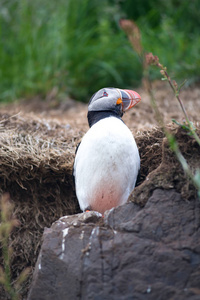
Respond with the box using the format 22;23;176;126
74;117;140;214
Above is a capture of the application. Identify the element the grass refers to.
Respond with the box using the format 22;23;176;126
120;0;200;83
0;0;142;102
120;18;200;198
0;193;30;300
140;19;200;83
145;53;200;197
1;0;199;102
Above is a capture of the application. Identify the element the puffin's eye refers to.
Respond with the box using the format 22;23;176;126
89;89;107;105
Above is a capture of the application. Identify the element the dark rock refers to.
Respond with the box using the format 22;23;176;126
28;189;200;300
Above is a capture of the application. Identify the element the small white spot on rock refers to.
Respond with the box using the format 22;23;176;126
59;228;69;260
38;263;41;270
86;243;91;256
91;227;96;237
93;211;103;218
63;228;69;238
147;286;151;293
90;227;99;240
109;207;115;213
60;215;69;221
57;220;66;225
79;230;84;240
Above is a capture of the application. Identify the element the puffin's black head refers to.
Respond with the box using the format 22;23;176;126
87;87;141;127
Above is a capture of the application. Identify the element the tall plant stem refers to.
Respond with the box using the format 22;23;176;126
154;61;200;146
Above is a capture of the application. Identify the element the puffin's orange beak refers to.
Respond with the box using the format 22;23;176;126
117;89;141;112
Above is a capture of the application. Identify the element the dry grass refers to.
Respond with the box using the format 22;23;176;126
0;84;199;299
0;112;83;299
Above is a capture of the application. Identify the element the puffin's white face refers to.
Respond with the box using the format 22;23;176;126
88;87;141;114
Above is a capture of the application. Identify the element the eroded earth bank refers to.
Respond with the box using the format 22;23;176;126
0;83;200;299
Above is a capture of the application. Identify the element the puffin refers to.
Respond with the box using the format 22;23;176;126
73;87;141;215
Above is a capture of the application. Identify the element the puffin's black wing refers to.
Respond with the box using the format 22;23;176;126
72;141;81;189
135;169;141;187
75;142;81;155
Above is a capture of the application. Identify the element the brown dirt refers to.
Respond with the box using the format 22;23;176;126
0;82;200;299
4;81;200;130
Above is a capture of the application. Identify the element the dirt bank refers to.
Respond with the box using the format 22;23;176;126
0;82;200;299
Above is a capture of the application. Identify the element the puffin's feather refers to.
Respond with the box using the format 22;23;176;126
73;116;140;214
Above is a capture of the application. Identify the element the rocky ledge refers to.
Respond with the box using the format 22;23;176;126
28;189;200;300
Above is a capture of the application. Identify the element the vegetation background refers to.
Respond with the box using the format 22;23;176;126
0;0;199;102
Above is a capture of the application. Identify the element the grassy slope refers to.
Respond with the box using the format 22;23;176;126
0;0;199;102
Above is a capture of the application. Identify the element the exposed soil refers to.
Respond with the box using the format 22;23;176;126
0;82;200;299
4;81;200;131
